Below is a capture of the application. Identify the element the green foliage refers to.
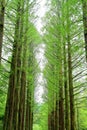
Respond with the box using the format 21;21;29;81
33;124;42;130
33;103;48;130
79;108;87;130
0;64;9;120
0;0;87;130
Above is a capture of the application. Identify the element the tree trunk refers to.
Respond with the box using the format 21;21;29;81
64;42;70;130
3;1;22;130
18;20;27;130
14;1;24;129
3;37;18;130
82;0;87;61
25;90;33;130
0;0;5;63
55;100;59;130
59;52;64;130
48;114;51;130
59;87;64;130
67;35;76;130
18;71;26;130
66;1;76;129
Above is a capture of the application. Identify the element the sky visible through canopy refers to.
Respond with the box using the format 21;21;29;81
34;0;47;104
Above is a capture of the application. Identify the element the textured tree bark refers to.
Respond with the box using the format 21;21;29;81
0;0;5;63
18;23;27;130
55;100;59;130
48;113;52;130
25;98;30;130
51;111;55;130
48;70;58;130
82;0;87;61
48;97;54;130
19;1;31;129
25;91;33;130
59;51;64;130
53;109;57;130
3;38;18;130
3;1;22;130
66;1;76;129
18;71;26;130
14;1;24;129
49;95;57;130
13;41;22;130
64;42;70;130
67;35;76;130
48;111;54;130
59;87;64;130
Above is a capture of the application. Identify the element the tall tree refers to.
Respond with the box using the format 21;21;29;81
0;0;5;63
64;40;69;130
3;1;23;129
66;1;76;129
82;0;87;61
